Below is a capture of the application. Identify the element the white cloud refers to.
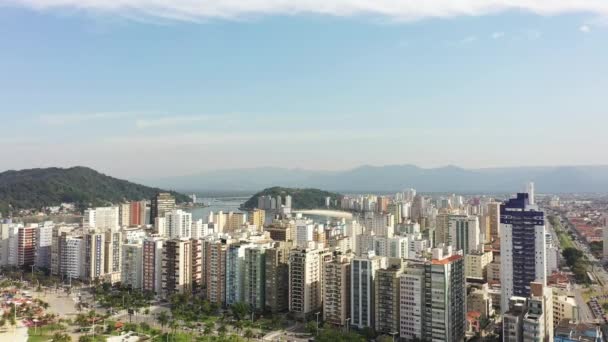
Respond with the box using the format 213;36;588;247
135;115;214;128
579;24;591;32
6;0;608;21
491;31;505;39
460;35;478;44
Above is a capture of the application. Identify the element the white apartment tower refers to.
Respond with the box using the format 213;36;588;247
500;193;547;312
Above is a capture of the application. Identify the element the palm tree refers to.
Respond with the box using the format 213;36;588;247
218;325;227;336
156;311;169;330
51;332;72;342
169;320;180;340
244;329;254;341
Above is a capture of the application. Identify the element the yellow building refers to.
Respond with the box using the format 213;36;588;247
465;250;493;280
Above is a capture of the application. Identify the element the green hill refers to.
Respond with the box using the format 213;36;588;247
0;166;189;215
242;186;343;210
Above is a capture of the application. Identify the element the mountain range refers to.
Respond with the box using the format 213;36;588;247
146;164;608;193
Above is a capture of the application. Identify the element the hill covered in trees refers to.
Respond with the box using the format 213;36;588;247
242;186;343;210
0;166;189;215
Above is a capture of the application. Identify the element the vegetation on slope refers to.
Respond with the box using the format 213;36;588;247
0;166;189;215
241;186;343;210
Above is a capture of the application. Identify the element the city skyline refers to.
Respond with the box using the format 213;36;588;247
1;2;607;177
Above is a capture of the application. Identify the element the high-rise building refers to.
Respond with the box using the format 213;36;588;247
399;248;466;342
150;193;176;222
122;243;143;289
376;197;389;213
83;231;105;281
143;237;165;294
204;239;228;305
191;239;203;295
295;218;314;248
265;242;290;313
526;182;535;205
165;209;192;239
400;261;425;340
248;209;265;230
351;252;387;329
553;293;578;325
289;247;323;318
503;282;554;342
162;239;193;297
84;207;120;231
16;226;36;267
119;203;131;227
424;249;466;342
51;225;72;276
244;247;266;311
226;243;248;305
62;236;83;280
129;201;147;227
323;254;352;326
448;215;480;255
500;193;547;312
435;213;450;246
35;223;53;269
375;259;403;335
104;231;122;283
487;202;501;242
465;249;493;280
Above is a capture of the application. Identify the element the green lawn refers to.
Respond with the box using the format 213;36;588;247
28;324;66;342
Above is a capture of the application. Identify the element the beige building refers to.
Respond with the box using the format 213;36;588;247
248;209;265;230
465;250;493;280
162;239;193;297
487;259;501;283
553;292;579;325
104;231;122;283
487;202;500;242
204;239;228;304
524;282;554;342
323;253;352;326
288;247;323;318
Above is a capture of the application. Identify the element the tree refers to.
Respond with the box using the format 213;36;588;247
51;332;72;342
244;329;254;340
218;325;228;336
156;311;169;330
230;302;250;321
305;321;317;335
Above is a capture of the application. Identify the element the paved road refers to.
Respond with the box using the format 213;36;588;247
574;287;594;322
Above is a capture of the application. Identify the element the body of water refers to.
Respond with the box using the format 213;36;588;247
186;197;248;221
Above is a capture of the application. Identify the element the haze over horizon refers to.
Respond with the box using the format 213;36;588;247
2;1;607;179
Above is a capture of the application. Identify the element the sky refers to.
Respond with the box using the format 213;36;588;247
1;1;607;179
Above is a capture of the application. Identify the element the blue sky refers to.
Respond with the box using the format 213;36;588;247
1;1;607;178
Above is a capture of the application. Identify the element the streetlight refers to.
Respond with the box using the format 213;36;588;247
345;318;351;334
390;331;399;342
315;312;321;336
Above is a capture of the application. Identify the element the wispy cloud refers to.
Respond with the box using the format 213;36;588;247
6;1;608;21
491;32;505;39
579;24;591;33
37;111;142;125
135;115;215;128
460;35;478;44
